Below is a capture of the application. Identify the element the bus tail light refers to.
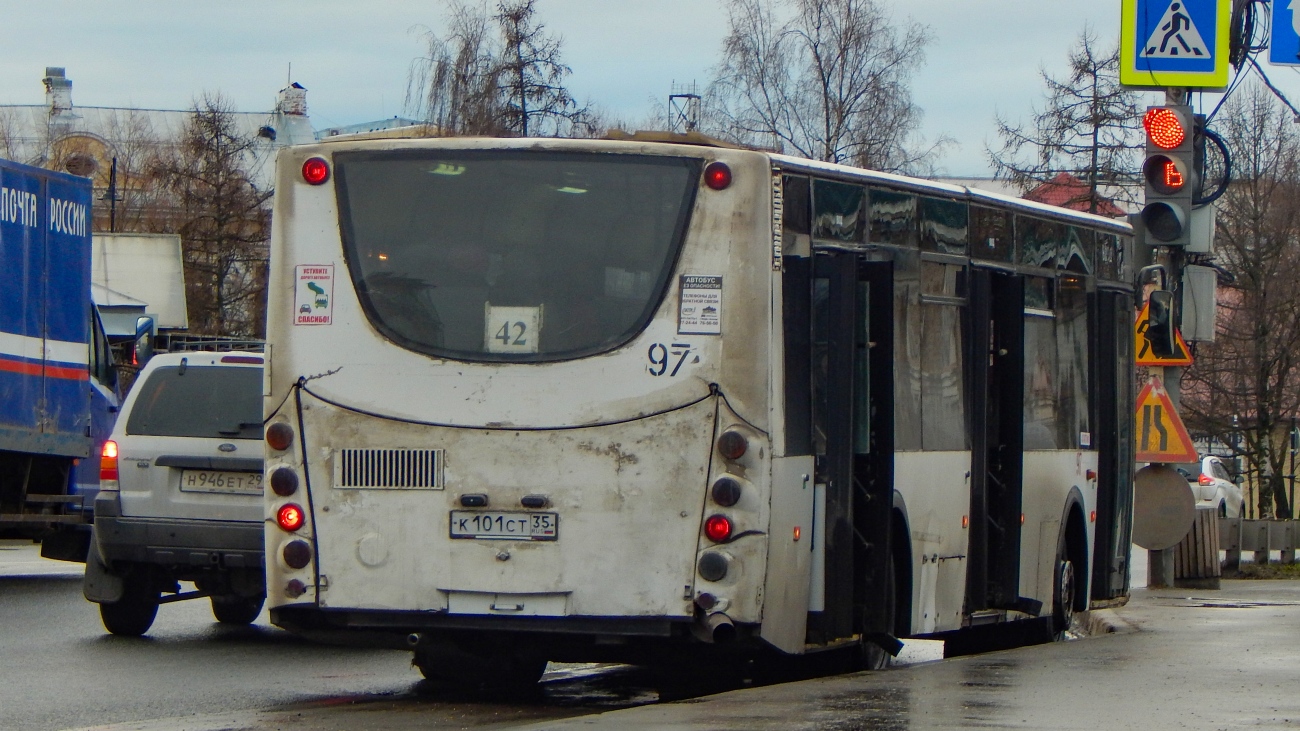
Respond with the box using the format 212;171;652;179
266;422;294;452
697;551;729;581
99;440;119;488
283;539;312;569
277;503;306;532
285;579;307;599
302;157;330;185
704;161;732;190
704;514;732;543
717;430;748;461
711;476;742;507
270;467;299;497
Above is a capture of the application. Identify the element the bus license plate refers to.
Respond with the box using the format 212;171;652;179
179;470;264;495
450;511;558;541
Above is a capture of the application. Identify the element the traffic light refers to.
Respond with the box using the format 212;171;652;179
1140;105;1196;247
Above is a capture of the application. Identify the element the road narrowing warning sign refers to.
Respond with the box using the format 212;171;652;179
1135;377;1198;463
1135;302;1194;366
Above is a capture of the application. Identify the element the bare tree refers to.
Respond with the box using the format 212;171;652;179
153;95;272;337
1181;82;1300;518
988;31;1142;214
405;4;506;136
405;0;591;137
706;0;942;174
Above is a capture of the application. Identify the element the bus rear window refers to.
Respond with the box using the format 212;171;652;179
334;150;701;362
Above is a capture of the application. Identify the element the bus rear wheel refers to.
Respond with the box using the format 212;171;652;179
211;595;264;625
413;645;548;691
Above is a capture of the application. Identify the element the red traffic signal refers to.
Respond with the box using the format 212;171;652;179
1143;108;1187;150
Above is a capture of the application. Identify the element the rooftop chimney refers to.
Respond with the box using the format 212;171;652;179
43;67;72;114
276;82;307;116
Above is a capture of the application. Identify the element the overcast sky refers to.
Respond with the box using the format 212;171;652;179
3;0;1299;176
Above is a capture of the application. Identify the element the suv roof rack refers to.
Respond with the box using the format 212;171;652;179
156;334;265;353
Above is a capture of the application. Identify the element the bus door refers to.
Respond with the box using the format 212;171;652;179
964;267;1027;613
808;251;895;642
1090;288;1135;599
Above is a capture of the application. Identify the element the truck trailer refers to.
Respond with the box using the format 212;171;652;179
0;156;119;560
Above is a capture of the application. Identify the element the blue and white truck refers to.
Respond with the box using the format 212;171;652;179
0;157;120;560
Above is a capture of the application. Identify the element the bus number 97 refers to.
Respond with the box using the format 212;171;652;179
647;343;693;377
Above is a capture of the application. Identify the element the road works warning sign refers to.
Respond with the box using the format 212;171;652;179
1135;377;1198;463
1135;302;1194;366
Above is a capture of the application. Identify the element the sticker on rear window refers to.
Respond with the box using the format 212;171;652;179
295;265;334;325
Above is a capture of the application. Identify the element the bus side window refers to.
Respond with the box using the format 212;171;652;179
920;197;968;255
868;188;917;249
813;179;864;244
970;206;1013;263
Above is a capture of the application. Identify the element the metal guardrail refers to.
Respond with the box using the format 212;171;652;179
1218;518;1300;570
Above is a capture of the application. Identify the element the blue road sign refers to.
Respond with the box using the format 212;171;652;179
1121;0;1231;89
1271;1;1300;66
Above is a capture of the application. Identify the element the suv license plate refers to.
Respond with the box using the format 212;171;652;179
450;511;558;541
180;470;264;495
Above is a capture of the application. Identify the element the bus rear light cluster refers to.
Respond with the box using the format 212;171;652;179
716;430;748;461
711;476;743;507
697;551;729;581
270;467;299;497
277;503;306;532
704;514;732;543
302;157;330;185
283;539;312;569
266;422;294;452
99;440;120;486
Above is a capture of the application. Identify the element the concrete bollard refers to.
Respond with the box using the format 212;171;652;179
1174;508;1222;590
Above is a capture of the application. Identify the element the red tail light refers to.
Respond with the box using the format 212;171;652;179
1199;474;1214;486
704;161;732;190
302;157;330;185
277;503;306;532
100;440;119;482
704;514;733;543
266;422;294;452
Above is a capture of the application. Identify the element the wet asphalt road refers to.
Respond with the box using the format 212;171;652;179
0;571;680;731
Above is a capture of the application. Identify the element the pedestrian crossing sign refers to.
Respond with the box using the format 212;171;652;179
1135;377;1198;463
1121;0;1231;89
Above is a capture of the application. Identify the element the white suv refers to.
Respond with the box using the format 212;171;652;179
1177;455;1246;518
83;351;265;636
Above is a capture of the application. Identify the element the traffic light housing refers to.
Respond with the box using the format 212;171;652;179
1140;105;1196;247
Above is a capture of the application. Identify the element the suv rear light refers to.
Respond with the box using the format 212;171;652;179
277;503;306;532
99;440;120;488
1198;474;1214;486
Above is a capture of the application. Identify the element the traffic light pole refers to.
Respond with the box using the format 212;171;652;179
1147;87;1188;590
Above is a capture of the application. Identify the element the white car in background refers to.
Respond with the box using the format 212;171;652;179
83;351;266;636
1176;455;1246;518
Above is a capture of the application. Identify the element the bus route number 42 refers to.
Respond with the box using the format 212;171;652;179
647;342;696;377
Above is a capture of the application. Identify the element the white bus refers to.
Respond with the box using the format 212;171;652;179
262;133;1135;686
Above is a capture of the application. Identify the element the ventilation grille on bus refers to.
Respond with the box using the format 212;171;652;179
334;449;444;489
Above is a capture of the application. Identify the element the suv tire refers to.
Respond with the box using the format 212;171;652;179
211;595;264;625
100;575;159;636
